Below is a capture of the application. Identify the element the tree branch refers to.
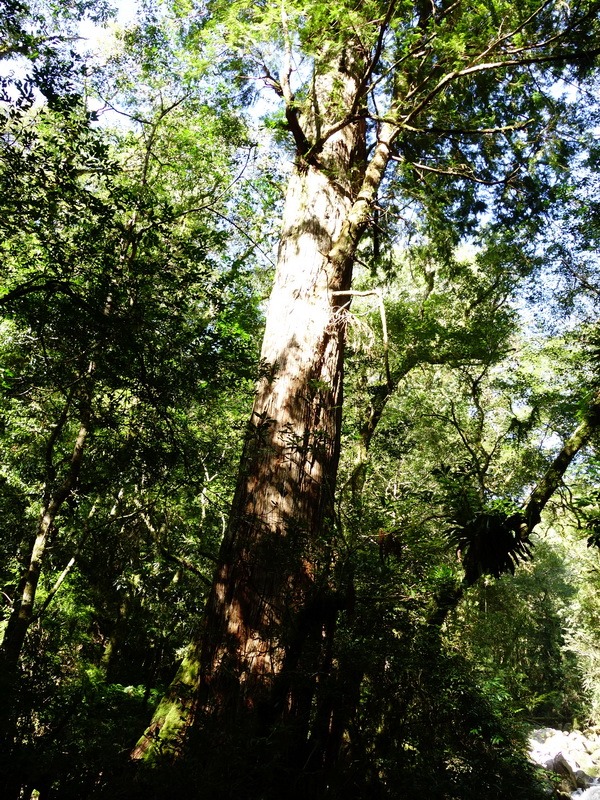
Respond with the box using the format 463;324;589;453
400;158;521;186
522;391;600;535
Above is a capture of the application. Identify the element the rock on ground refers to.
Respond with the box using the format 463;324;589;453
529;728;600;798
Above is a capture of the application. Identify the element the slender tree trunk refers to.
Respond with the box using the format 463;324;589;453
0;374;92;799
0;416;90;662
523;390;600;533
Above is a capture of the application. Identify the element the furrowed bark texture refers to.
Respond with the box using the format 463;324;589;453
133;56;397;761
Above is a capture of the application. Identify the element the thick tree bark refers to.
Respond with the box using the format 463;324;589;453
133;47;397;760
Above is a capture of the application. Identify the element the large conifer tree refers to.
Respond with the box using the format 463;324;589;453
133;0;600;781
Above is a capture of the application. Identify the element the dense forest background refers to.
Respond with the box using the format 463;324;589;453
2;0;600;798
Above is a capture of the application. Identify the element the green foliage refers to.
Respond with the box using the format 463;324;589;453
582;490;600;549
446;538;585;726
0;0;113;62
352;640;547;800
564;548;600;724
0;31;264;795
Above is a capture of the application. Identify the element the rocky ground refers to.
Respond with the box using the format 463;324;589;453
529;728;600;798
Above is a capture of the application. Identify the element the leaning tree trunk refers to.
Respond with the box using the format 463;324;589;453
132;48;398;763
0;375;92;800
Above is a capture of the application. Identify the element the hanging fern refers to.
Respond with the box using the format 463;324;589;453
449;508;534;587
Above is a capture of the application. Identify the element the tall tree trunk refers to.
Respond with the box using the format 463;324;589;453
133;43;398;761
